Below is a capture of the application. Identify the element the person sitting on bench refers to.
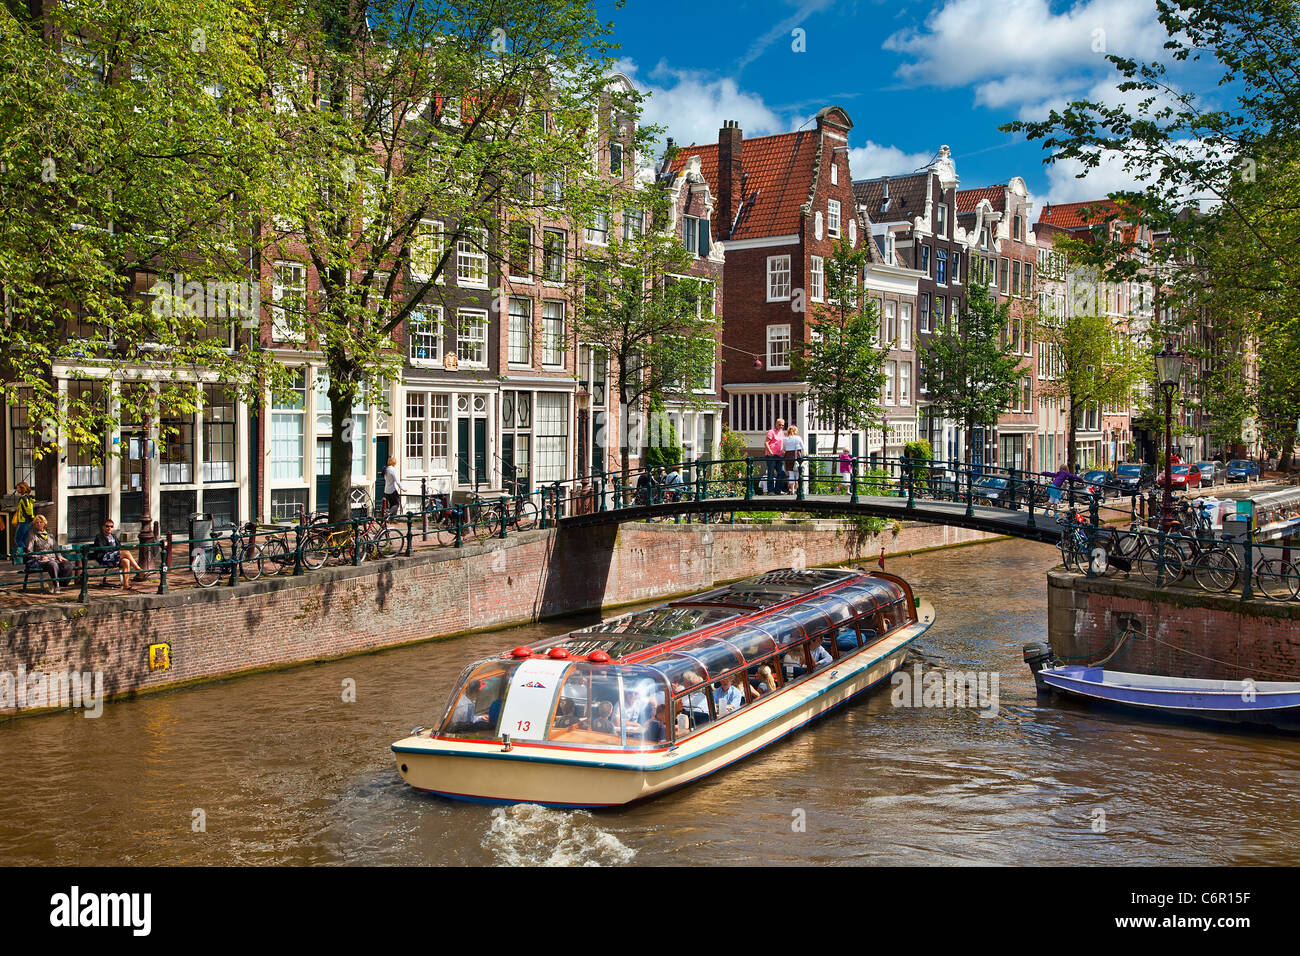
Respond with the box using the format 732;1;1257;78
26;515;73;593
92;519;144;591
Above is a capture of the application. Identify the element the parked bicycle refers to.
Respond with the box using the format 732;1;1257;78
191;523;292;588
298;521;365;570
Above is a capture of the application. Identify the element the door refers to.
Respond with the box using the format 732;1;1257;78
315;438;331;513
374;436;389;507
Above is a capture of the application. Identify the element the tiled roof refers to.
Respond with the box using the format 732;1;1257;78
955;185;1005;215
1036;199;1125;229
670;130;819;240
852;173;928;224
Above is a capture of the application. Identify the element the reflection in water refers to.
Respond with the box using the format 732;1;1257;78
2;538;1298;865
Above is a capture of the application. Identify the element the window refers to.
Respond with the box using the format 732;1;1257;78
270;370;306;482
827;200;841;238
999;257;1010;294
767;324;791;370
885;301;897;345
884;361;896;404
159;409;194;484
542;229;566;282
405;392;425;472
622;209;643;241
683;216;710;257
456;310;488;367
409;309;443;364
936;296;947;329
1023;261;1034;297
1012;260;1021;298
809;256;824;302
8;388;35;491
767;256;791;301
66;381;106;488
609;143;623;176
403;392;450;472
543;173;563;205
456;227;489;288
271;261;305;341
936;248;948;284
952;250;962;284
1014;215;1024;241
920;245;931;276
919;293;931;332
508;298;532;366
937;203;948;236
507;224;532;280
830;162;839;185
884;233;896;264
586;210;610;245
534;392;569;484
899;362;911;405
410;219;443;281
542;301;565;367
900;303;913;350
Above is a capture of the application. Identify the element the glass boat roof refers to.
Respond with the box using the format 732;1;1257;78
525;568;883;661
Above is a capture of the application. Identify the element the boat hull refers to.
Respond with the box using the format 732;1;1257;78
393;611;930;808
1037;665;1300;732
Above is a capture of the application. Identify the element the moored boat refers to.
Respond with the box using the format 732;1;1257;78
393;567;935;807
1027;656;1300;732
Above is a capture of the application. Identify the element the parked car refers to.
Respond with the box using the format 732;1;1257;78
1113;462;1155;495
1081;469;1117;498
1195;461;1223;486
1225;459;1259;483
973;475;1014;507
1156;463;1202;492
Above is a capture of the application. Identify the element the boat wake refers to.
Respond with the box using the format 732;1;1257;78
482;805;636;867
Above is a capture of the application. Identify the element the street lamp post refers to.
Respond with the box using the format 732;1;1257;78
1155;339;1184;531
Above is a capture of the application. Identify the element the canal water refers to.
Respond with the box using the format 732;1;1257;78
3;538;1298;866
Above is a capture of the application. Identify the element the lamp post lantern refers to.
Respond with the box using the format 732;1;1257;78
1155;339;1183;530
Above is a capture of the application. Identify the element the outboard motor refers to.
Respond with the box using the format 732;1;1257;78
1023;642;1058;694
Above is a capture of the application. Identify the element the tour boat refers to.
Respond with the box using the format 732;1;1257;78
392;567;935;807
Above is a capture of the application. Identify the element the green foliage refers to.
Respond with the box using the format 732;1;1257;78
904;439;933;462
917;285;1022;462
795;239;887;453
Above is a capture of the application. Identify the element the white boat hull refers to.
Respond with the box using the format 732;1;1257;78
393;606;932;807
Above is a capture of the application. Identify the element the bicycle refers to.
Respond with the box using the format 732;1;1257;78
191;523;287;588
299;521;365;570
499;493;539;533
1256;553;1300;601
354;511;405;560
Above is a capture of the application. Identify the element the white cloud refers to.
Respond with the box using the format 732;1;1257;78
1016;77;1188;123
1043;151;1156;204
885;0;1167;95
619;59;784;150
847;142;937;180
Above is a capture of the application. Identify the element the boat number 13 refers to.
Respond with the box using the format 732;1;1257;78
515;720;532;732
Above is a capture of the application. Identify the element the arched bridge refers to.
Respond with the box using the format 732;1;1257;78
536;455;1132;545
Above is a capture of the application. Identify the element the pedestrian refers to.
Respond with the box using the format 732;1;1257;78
382;456;404;517
25;514;72;593
838;450;853;488
92;518;144;591
764;417;786;494
783;425;805;493
12;480;35;555
1039;464;1083;515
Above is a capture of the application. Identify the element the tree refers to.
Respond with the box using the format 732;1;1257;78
259;0;644;519
794;239;887;457
918;284;1022;465
572;219;718;482
1256;312;1300;469
0;0;283;498
1035;298;1146;471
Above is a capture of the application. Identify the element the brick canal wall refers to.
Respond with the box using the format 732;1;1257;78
1047;570;1300;681
1;520;998;717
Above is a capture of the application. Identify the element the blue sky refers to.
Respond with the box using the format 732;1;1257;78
607;0;1220;213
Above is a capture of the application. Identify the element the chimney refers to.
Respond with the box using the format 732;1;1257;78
880;177;891;215
717;120;743;240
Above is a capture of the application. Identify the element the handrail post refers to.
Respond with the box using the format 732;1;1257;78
1027;478;1036;529
498;496;508;539
1090;494;1100;530
906;457;915;510
796;456;805;501
405;514;414;556
228;527;240;586
850;457;858;504
455;506;464;548
421;478;429;541
744;457;754;501
1242;536;1254;601
965;464;974;518
293;525;304;575
1156;526;1167;588
598;473;607;512
158;536;170;595
78;546;89;603
352;518;363;565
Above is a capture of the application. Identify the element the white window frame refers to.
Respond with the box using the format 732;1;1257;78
508;297;533;367
585;210;610;246
456;309;488;368
766;324;792;371
899;362;911;405
809;255;824;302
272;261;306;342
410;219;444;284
827;200;841;239
507;223;532;283
455;227;489;289
542;301;566;368
900;302;913;351
408;308;444;365
766;255;791;302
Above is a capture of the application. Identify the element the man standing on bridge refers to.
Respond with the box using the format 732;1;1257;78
765;418;787;494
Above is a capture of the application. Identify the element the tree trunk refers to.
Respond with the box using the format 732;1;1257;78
1067;401;1079;474
328;374;355;524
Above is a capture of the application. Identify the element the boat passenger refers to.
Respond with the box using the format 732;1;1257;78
591;700;617;735
676;671;711;726
810;640;832;669
642;704;669;744
713;675;744;715
750;663;778;697
452;682;489;729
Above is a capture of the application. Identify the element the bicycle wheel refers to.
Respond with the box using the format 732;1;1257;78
1192;546;1240;593
192;544;225;589
435;514;459;547
512;499;538;532
299;528;329;570
1256;559;1300;601
257;537;291;576
373;528;404;558
240;542;263;582
1058;542;1086;574
1114;529;1143;559
1136;543;1184;584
